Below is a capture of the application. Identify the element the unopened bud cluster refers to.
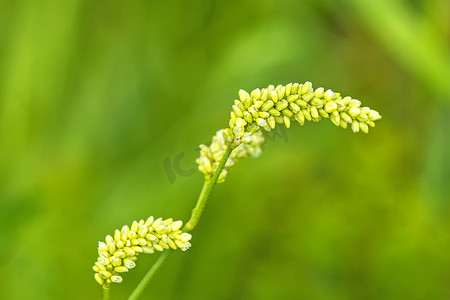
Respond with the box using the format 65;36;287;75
93;217;192;287
196;129;264;182
224;81;382;145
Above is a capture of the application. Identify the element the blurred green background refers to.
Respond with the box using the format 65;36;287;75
1;0;449;299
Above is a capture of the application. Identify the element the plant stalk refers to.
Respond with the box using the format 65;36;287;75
128;143;234;299
103;284;110;300
128;251;172;300
184;143;234;231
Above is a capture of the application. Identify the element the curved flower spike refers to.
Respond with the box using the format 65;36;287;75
197;81;381;182
92;216;192;287
196;129;264;182
224;81;382;146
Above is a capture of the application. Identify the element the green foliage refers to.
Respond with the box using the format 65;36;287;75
0;0;448;299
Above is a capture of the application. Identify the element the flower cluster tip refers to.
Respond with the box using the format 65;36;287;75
224;81;381;146
93;216;192;286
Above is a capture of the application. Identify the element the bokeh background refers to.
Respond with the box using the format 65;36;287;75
1;0;449;299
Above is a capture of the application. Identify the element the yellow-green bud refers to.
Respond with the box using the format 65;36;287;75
368;110;380;120
351;120;360;132
294;111;305;125
348;107;360;118
324;101;337;113
302;93;314;102
232;105;243;118
301;81;313;94
111;275;123;283
275;101;289;111
268;116;276;129
289;102;300;113
277;86;286;100
285;83;292;96
283;116;291;128
330;111;340;126
258;112;270;118
314;87;324;98
359;122;369;133
282;109;293;118
95;273;104;285
239;89;249;102
270;91;278;103
251;88;261;100
341;112;353;124
287;94;299;102
235;118;247;128
310;106;319;119
324;89;335;101
303;109;311;121
291;82;299;94
268;108;280;116
261;89;269;101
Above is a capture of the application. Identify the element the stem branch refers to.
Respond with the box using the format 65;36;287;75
128;251;172;300
184;143;233;231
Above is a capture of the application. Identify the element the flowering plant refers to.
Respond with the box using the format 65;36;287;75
93;81;381;299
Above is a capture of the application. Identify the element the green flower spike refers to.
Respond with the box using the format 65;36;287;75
197;81;381;183
93;217;192;287
196;129;264;183
224;81;382;145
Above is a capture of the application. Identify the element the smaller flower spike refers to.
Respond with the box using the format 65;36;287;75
196;129;264;183
92;217;192;287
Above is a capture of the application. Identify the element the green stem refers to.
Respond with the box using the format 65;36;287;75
102;284;110;300
127;143;234;300
184;143;234;231
128;251;172;300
